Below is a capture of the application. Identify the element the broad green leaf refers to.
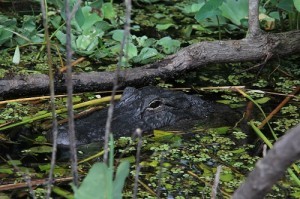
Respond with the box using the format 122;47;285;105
81;6;102;31
12;45;20;65
220;0;248;26
294;0;300;11
126;43;138;59
195;0;224;21
55;31;77;50
156;23;175;31
0;15;16;45
157;37;181;54
50;15;62;29
102;2;115;20
73;163;109;199
277;0;294;12
76;34;98;52
134;47;158;62
179;3;205;15
0;26;14;45
112;29;124;42
75;6;85;27
55;30;66;44
113;161;130;199
22;16;36;32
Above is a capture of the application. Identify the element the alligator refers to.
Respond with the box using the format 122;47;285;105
53;86;243;146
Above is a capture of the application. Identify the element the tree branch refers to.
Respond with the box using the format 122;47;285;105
1;30;299;98
233;124;300;198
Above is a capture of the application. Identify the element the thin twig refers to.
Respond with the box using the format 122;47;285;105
103;0;132;164
211;165;222;199
258;86;300;129
0;176;73;191
133;129;142;199
40;0;59;198
65;0;79;187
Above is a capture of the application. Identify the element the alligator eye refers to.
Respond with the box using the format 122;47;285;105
148;100;162;109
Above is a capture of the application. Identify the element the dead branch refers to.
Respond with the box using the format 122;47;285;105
233;124;300;199
0;30;299;98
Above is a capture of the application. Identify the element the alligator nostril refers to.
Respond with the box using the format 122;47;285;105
148;100;162;109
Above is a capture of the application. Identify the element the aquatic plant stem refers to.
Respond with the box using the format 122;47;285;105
0;95;121;131
40;0;59;198
103;0;132;164
235;87;278;140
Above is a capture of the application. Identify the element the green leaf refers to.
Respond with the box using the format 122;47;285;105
102;2;115;20
7;160;22;166
219;0;248;26
156;23;175;31
133;47;158;63
12;45;20;65
73;163;109;199
294;0;300;12
220;173;234;182
195;0;224;21
0;168;13;174
112;30;124;42
24;146;53;154
55;30;66;45
254;97;270;104
76;34;98;52
22;16;36;32
0;26;14;45
113;161;130;199
80;6;102;31
75;6;85;27
277;0;295;12
179;3;204;15
126;43;138;59
157;37;181;54
212;126;230;134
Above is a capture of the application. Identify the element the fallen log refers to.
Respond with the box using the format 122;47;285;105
1;30;299;98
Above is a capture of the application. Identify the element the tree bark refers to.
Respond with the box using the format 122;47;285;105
1;30;300;98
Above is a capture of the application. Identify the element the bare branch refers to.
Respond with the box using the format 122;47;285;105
103;0;132;164
65;0;79;187
1;30;299;97
247;0;263;38
233;124;300;199
39;0;59;197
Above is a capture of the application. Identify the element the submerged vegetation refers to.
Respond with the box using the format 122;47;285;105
0;0;299;198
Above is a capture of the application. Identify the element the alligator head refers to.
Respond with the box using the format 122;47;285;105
54;86;214;146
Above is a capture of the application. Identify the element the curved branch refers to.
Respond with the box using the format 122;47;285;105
1;30;300;98
233;124;300;199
